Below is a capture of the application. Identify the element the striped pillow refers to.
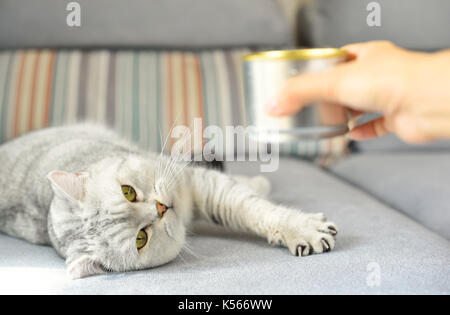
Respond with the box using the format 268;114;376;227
0;49;348;164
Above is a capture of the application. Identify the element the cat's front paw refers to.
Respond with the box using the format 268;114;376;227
269;213;338;257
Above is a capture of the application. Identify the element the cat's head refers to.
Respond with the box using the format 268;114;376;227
46;155;191;279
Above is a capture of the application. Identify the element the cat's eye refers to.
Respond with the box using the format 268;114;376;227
136;229;148;250
122;185;137;202
156;201;168;217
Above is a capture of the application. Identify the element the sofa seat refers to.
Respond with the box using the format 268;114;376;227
332;153;450;240
0;158;448;294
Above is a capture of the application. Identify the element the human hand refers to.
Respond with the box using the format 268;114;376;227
266;41;450;143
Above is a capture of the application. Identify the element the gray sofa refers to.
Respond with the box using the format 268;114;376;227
1;156;449;294
0;0;449;295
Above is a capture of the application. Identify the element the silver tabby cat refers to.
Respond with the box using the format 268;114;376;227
0;125;337;279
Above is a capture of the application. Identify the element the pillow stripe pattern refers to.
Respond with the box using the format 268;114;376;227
0;49;348;163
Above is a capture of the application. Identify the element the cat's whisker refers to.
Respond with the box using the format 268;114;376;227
158;112;184;183
177;250;194;267
155;125;166;182
163;155;183;188
160;116;179;156
182;241;204;261
168;166;190;190
176;241;203;268
161;154;179;186
157;124;164;155
162;129;193;189
165;160;192;190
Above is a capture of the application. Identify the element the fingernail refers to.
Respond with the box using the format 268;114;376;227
265;96;279;114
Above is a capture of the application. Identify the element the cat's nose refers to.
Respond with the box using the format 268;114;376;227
156;201;168;218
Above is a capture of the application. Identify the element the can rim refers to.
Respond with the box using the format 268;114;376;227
242;48;348;62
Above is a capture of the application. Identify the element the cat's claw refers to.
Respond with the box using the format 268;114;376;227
295;238;331;257
327;226;338;236
271;213;338;257
321;239;331;252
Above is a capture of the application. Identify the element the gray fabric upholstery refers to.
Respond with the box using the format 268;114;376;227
354;134;450;153
0;0;291;49
332;153;450;240
299;0;450;51
1;158;449;294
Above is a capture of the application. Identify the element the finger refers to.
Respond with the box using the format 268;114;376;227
347;108;366;130
349;117;391;140
267;65;352;116
266;43;393;117
418;116;450;139
341;43;368;59
394;113;450;143
348;108;365;119
342;41;394;59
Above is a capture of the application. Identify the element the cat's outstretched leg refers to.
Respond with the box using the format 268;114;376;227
189;167;337;257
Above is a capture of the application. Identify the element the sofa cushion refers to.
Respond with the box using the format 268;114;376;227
331;153;450;240
1;158;449;294
354;134;450;153
0;50;348;161
0;0;291;49
299;0;450;51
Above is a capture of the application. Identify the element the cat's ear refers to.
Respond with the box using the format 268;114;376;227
47;171;88;202
67;255;107;280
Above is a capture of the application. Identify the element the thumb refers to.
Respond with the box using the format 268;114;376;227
349;117;391;140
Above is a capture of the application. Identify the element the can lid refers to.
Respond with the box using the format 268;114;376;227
242;48;348;62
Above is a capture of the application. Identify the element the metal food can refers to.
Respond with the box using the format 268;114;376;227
242;48;349;143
